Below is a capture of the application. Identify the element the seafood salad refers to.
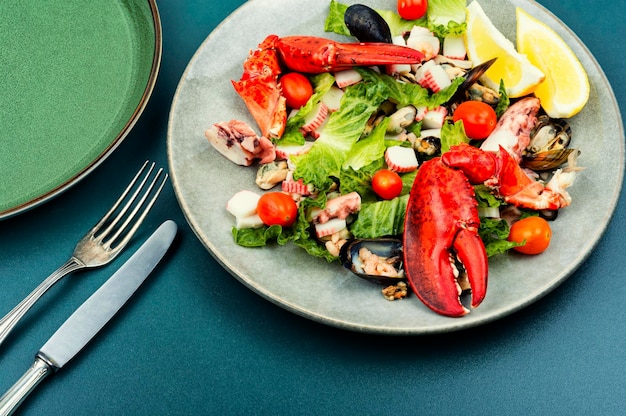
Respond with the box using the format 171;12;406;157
203;0;586;317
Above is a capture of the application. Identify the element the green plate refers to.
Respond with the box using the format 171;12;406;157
0;0;161;219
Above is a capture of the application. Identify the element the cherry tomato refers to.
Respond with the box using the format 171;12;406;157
397;0;428;20
279;72;313;109
372;169;403;200
257;192;298;227
452;101;497;139
508;216;552;255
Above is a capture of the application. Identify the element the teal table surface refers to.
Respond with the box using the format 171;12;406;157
1;0;625;414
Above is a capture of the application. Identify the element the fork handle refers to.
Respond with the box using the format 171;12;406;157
0;258;84;348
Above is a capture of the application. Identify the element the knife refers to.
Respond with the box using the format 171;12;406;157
0;219;177;416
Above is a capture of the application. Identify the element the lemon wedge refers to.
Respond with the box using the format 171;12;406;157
465;1;545;98
516;7;590;118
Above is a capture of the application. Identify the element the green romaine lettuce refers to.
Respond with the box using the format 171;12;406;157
350;194;409;238
324;0;350;37
427;0;467;28
291;79;388;192
440;119;470;153
357;68;464;109
291;68;463;193
474;184;504;208
232;224;290;247
377;9;428;36
478;217;520;257
342;117;388;172
339;160;382;203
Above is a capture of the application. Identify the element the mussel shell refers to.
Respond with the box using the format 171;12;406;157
528;115;572;153
538;209;559;221
450;58;497;103
344;4;392;43
414;135;441;157
464;58;498;85
521;148;577;171
339;238;406;285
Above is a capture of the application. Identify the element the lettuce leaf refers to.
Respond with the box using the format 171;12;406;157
401;170;417;194
291;195;339;262
290;68;462;193
339;160;382;203
474;184;504;208
342;118;388;171
291;79;388;192
232;224;290;247
440;120;470;153
427;0;467;27
378;9;427;36
357;68;464;109
478;217;521;257
324;0;351;37
350;194;409;238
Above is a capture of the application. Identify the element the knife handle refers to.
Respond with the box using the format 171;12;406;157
0;357;53;416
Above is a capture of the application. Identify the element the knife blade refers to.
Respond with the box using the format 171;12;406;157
0;219;177;416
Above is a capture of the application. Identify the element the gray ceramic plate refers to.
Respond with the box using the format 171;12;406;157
0;0;161;219
167;0;624;334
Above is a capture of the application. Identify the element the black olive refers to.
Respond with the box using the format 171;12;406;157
344;4;392;43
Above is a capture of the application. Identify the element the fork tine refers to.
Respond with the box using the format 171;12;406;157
105;168;168;251
90;161;168;254
91;160;152;238
96;162;156;244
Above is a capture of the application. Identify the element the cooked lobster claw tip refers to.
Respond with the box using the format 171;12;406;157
405;226;488;318
453;228;488;309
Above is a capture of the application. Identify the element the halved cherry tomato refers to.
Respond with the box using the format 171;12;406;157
372;169;403;200
452;101;497;139
508;216;552;255
279;72;313;109
257;192;298;227
397;0;428;20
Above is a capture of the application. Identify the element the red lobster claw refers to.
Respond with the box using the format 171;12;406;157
231;35;424;139
403;146;493;317
232;35;287;139
274;36;425;73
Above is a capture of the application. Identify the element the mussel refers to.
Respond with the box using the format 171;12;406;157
413;134;441;157
528;115;572;153
339;238;406;285
522;115;576;171
344;4;392;43
449;58;499;104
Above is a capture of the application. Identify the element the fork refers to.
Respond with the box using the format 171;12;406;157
0;161;168;348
